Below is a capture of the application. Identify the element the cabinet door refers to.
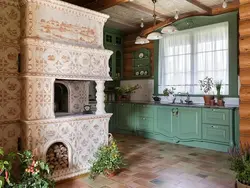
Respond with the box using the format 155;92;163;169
202;124;230;143
154;106;175;137
177;107;202;139
116;103;134;131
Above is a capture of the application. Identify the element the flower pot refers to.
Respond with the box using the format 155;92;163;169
237;180;250;188
210;99;215;106
203;95;214;105
104;170;117;178
217;99;225;106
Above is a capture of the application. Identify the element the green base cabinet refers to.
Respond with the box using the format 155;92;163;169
111;102;238;152
114;103;135;133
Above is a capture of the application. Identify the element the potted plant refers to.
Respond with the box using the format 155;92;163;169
16;150;54;187
215;80;225;106
115;84;141;101
199;77;214;105
0;148;54;188
229;144;250;188
0;148;15;188
163;87;176;103
89;139;125;180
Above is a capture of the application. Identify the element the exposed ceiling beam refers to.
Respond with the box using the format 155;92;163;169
212;0;239;15
141;11;204;36
120;2;168;21
82;0;131;11
186;0;212;14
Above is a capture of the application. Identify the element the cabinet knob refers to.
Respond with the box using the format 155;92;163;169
143;118;146;120
211;125;218;128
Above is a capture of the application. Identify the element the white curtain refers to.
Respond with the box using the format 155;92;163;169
158;22;229;95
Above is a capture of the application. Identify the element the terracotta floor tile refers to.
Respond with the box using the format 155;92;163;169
57;134;235;188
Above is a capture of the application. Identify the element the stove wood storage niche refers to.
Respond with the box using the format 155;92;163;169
19;0;112;181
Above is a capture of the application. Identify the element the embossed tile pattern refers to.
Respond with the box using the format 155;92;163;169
56;134;235;188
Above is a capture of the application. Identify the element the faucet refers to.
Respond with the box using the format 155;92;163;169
185;92;193;104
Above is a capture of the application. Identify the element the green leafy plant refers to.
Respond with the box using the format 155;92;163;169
115;84;141;96
0;148;15;188
199;76;214;94
89;140;125;180
215;80;223;100
0;149;54;188
163;87;176;96
229;144;250;185
15;150;54;188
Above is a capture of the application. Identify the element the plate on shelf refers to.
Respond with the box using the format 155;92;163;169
135;71;139;76
140;71;144;75
139;53;144;58
144;71;148;75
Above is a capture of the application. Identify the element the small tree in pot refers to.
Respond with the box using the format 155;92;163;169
229;144;250;188
199;77;214;105
215;80;225;106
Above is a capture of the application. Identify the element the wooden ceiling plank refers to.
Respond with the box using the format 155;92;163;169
83;0;130;11
120;2;168;20
109;17;138;28
186;0;212;14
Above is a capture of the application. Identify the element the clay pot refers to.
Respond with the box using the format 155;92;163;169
237;180;250;188
217;99;225;106
104;170;117;178
203;95;214;105
210;100;215;106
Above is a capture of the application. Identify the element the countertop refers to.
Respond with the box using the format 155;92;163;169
106;100;239;109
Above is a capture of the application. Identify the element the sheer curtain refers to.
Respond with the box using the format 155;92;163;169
158;22;229;95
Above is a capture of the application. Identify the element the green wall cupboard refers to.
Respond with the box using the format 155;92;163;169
109;102;239;152
104;28;123;80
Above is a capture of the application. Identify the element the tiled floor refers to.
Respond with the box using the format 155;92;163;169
56;134;235;188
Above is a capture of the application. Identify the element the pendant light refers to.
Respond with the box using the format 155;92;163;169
147;0;162;40
135;18;149;45
222;0;228;8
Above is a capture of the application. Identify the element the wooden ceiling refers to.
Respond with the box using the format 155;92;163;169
62;0;239;34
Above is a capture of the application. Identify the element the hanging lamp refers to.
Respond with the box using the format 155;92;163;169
147;0;162;40
161;25;178;34
135;18;149;45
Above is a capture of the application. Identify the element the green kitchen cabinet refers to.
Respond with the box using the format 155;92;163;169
115;103;134;132
135;104;154;133
154;106;175;137
177;107;202;139
104;28;123;80
132;48;151;78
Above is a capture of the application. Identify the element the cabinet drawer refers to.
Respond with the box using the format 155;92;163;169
202;124;230;143
202;108;230;125
136;104;154;118
136;117;153;132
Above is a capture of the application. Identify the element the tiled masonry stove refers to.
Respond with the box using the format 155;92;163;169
19;0;112;181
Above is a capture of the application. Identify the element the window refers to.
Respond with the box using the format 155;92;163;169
158;22;229;95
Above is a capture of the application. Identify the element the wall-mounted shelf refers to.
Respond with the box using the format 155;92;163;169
132;48;151;79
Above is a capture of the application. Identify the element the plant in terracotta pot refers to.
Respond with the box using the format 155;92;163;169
229;144;250;188
89;139;125;180
199;77;214;105
115;84;141;101
215;80;225;106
